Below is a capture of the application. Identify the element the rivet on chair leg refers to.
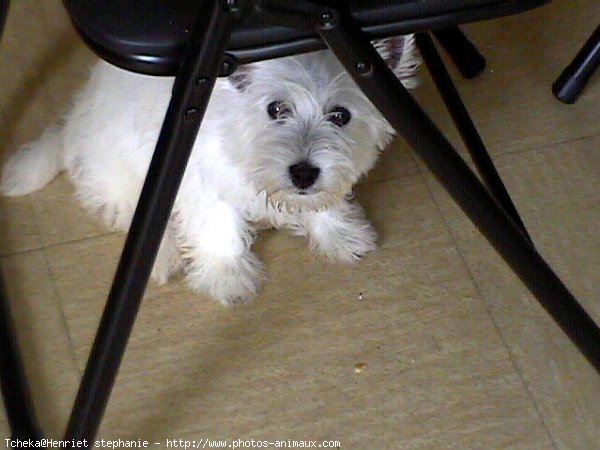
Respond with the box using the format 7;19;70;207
319;10;338;29
224;0;238;11
184;108;199;121
356;61;372;75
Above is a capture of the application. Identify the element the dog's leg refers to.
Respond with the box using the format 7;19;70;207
1;123;65;197
297;200;378;262
172;196;263;305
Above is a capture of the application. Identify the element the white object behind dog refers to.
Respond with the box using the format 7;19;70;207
1;36;418;305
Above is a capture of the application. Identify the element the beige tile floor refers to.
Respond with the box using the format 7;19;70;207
1;1;599;449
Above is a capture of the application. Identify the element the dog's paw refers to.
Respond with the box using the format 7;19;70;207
184;252;264;306
309;215;378;263
1;125;63;197
304;201;378;263
312;224;378;262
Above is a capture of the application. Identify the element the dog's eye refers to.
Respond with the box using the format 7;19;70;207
326;106;351;126
267;101;292;121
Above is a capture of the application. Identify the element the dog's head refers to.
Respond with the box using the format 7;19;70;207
227;35;418;212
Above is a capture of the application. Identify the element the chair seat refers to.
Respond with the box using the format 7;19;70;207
64;0;548;76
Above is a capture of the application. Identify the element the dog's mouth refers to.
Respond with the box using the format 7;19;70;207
262;184;352;214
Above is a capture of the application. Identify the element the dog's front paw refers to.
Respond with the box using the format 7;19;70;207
307;204;378;262
184;252;264;306
311;220;378;262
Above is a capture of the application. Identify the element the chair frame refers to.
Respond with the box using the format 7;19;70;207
553;24;600;103
1;0;599;447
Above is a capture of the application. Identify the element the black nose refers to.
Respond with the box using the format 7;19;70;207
288;161;320;189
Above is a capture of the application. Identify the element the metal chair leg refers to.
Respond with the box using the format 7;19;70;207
415;32;531;241
553;24;600;104
0;0;9;40
432;27;486;79
0;269;44;441
63;1;237;446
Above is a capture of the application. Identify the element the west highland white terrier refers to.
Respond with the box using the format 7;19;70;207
1;36;418;305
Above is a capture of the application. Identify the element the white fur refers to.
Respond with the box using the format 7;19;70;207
1;38;418;305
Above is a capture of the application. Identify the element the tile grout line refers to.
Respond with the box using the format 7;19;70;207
25;229;120;376
359;166;421;187
473;129;600;161
0;230;120;259
24;201;84;377
410;152;561;450
41;246;85;376
496;132;600;159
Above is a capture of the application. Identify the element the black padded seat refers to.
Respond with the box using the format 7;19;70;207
64;0;548;76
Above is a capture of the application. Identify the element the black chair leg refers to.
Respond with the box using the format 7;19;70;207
415;32;531;241
553;25;600;104
0;269;44;441
0;0;8;40
62;1;237;446
432;27;486;79
260;1;600;374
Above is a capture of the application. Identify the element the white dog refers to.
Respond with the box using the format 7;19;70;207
1;36;418;305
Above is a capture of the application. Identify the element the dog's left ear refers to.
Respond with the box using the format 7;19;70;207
229;64;254;91
373;34;419;89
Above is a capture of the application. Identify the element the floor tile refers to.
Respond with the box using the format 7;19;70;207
0;194;41;256
418;136;600;450
360;139;419;185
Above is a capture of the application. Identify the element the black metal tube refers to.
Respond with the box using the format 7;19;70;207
304;4;600;373
415;32;531;242
0;0;9;40
553;24;600;104
432;27;486;79
63;1;236;445
0;267;45;441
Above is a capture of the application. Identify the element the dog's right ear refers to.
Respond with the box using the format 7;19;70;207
373;34;420;89
228;64;254;91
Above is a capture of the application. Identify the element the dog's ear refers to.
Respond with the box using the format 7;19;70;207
229;64;254;91
373;34;419;88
